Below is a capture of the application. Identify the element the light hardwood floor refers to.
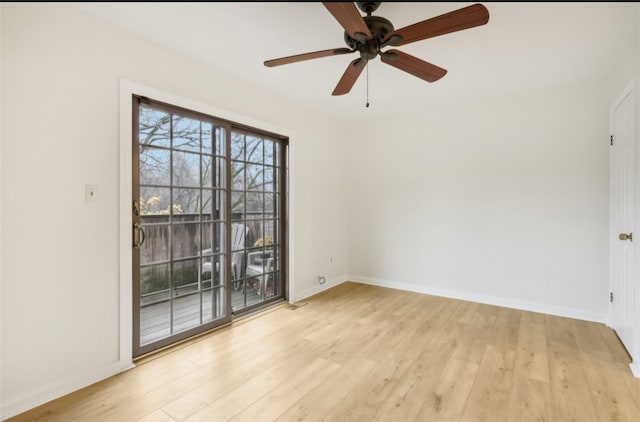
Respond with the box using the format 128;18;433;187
8;282;640;422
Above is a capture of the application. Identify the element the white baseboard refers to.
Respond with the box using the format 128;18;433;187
630;362;640;378
349;275;606;323
0;359;134;420
290;275;349;303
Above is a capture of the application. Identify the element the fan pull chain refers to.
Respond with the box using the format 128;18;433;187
366;64;370;108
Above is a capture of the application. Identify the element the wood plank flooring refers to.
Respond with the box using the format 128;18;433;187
8;282;640;422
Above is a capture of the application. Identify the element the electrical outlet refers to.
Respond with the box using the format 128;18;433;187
318;275;326;285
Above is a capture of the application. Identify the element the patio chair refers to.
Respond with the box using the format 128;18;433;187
201;223;248;289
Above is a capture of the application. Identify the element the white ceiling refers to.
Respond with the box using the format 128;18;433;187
74;2;638;120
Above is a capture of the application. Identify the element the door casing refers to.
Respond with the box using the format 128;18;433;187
608;80;639;377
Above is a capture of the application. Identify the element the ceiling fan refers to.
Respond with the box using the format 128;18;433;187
264;2;489;96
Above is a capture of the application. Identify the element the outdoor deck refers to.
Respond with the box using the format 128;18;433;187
140;287;261;345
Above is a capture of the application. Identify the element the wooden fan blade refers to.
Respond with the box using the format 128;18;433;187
380;49;447;83
264;48;353;67
332;58;367;96
383;3;489;47
323;2;372;42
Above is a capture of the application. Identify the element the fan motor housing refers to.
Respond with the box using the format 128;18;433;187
344;15;395;60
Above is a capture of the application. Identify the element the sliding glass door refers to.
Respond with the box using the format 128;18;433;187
132;96;287;357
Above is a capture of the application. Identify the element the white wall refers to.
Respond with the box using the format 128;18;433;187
0;3;349;418
346;80;611;321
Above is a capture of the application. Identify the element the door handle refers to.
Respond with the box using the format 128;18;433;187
619;232;633;241
133;223;146;248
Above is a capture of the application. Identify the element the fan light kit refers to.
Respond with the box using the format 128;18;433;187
264;2;489;105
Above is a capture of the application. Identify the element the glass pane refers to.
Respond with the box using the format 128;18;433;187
231;191;244;216
247;248;266;288
264;139;274;166
140;263;170;298
173;151;200;187
264;193;275;213
173;292;200;334
246;165;264;192
173;258;200;291
173;188;200;215
231;222;247;252
244;222;262;251
231;132;244;161
202;122;213;154
139;262;172;345
257;224;274;248
264;167;274;192
202;155;213;188
274;142;280;167
246;136;263;164
232;251;245;281
173;223;200;260
172;115;201;152
231;279;245;311
246;192;264;215
264;219;276;242
140;147;170;186
245;275;261;307
202;156;213;188
140;187;171;216
140;299;170;346
140;106;170;148
140;224;169;265
231;161;245;191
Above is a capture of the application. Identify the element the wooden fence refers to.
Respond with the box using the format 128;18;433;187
138;213;275;298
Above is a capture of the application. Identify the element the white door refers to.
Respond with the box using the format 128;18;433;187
610;85;636;357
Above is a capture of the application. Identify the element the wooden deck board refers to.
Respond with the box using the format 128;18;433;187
141;288;261;345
